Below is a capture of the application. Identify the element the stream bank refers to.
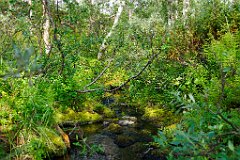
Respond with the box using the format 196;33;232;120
55;104;176;160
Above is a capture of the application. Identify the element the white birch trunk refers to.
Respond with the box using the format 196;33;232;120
28;0;33;34
175;0;178;20
28;0;32;19
42;0;51;55
128;0;134;20
167;0;178;27
97;1;125;60
183;0;189;22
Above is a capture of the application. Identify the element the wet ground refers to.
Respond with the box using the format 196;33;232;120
56;106;166;160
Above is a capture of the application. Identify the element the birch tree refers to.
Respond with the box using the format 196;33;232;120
42;0;51;55
166;0;179;27
97;0;125;60
183;0;190;23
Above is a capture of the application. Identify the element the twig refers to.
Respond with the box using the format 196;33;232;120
209;109;240;132
76;88;103;93
68;123;78;136
144;147;153;155
218;131;240;137
84;59;113;90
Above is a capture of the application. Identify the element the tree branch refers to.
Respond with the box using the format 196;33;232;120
76;51;159;94
105;52;158;92
209;109;240;132
83;59;113;90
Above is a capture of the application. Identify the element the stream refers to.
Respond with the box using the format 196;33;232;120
56;106;166;160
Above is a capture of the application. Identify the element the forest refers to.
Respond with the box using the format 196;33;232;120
0;0;240;159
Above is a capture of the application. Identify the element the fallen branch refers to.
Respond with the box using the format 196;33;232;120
55;125;70;149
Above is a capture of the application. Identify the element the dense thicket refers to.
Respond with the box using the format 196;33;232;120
0;0;240;159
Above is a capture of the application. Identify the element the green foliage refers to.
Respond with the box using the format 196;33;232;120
142;107;179;127
205;32;240;107
13;126;67;159
154;104;240;159
1;0;240;159
0;144;7;159
73;137;104;157
153;31;240;159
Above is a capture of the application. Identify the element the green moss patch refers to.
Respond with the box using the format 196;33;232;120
55;108;103;124
142;107;179;127
104;123;122;134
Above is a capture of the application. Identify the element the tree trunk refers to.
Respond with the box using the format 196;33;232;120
28;0;32;20
97;0;125;60
167;0;178;27
183;0;190;23
28;0;33;35
128;0;134;20
42;0;51;55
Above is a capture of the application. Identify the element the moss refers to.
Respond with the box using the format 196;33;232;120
55;108;103;124
76;111;103;123
93;103;105;113
82;100;98;111
165;123;177;130
104;123;122;134
142;107;165;121
103;108;115;118
142;107;179;126
42;127;67;156
55;108;75;123
140;129;151;135
93;102;115;118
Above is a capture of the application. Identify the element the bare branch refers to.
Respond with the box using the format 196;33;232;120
105;52;158;92
76;88;103;93
84;59;113;90
76;52;159;94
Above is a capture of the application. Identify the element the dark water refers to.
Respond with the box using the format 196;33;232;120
56;106;165;160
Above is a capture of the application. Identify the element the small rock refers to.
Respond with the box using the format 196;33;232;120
118;120;135;126
103;121;110;127
122;116;137;121
118;116;137;126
